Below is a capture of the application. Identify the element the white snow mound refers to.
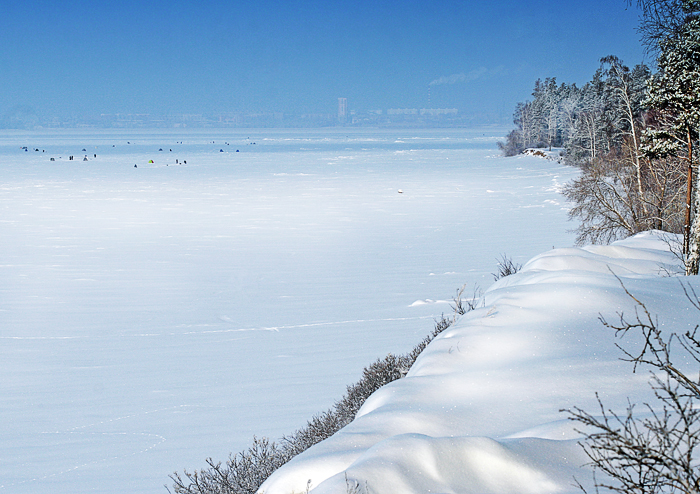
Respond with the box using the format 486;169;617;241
260;231;695;494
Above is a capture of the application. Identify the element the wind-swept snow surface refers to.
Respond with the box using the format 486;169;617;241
260;231;693;494
0;128;579;493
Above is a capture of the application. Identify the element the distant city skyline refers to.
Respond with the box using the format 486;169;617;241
1;0;647;125
338;97;348;123
5;103;501;130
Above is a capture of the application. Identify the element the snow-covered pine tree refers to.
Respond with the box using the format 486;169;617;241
543;78;561;150
643;16;700;272
529;78;549;147
558;82;582;146
517;101;538;149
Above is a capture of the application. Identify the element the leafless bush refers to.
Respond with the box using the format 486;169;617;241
655;232;686;276
333;353;412;428
168;436;290;494
498;130;525;156
492;254;522;281
344;472;368;494
564;277;700;494
282;409;346;457
169;286;481;494
451;284;483;321
563;148;684;246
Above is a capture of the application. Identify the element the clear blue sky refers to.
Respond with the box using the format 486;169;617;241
0;0;646;119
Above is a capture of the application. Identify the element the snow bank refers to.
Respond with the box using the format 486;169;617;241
260;231;693;494
522;148;564;163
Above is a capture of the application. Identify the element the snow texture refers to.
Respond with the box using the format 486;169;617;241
261;231;692;494
0;128;601;493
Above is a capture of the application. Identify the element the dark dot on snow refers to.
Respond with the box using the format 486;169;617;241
134;164;137;168
236;150;239;152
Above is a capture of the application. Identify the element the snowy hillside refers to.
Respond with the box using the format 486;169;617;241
260;231;693;494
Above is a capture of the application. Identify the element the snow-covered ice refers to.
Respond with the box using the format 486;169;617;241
262;231;692;494
1;128;588;493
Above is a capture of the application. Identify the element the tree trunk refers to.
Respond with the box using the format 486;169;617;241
686;159;693;255
686;128;698;274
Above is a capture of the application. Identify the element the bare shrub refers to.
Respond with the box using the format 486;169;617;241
168;436;289;494
333;353;412;428
492;254;522;281
564;278;700;494
563;148;684;246
169;286;481;494
451;284;482;320
498;129;525;157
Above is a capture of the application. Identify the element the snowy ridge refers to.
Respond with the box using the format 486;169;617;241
260;231;691;494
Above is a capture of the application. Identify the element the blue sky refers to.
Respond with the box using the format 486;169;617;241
1;0;646;120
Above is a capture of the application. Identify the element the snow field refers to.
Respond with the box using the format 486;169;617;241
0;128;578;493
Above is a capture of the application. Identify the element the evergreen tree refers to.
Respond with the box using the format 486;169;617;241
558;83;582;145
643;17;700;272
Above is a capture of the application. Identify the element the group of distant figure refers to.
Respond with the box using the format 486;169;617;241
27;139;251;167
45;154;93;161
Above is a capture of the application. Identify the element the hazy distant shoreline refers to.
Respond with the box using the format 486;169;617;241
0;109;511;131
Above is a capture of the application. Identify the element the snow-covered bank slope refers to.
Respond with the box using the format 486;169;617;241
260;232;693;494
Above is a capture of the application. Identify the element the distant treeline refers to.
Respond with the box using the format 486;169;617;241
501;49;698;250
499;56;650;163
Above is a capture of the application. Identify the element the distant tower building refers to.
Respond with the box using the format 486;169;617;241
338;97;347;123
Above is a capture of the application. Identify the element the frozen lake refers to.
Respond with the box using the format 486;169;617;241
0;128;578;493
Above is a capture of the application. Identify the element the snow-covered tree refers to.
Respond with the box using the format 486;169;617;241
643;17;700;272
561;57;685;245
558;83;582;145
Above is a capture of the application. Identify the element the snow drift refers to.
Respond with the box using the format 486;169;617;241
260;231;694;494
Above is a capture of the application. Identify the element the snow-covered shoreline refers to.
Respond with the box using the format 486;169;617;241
260;231;693;494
